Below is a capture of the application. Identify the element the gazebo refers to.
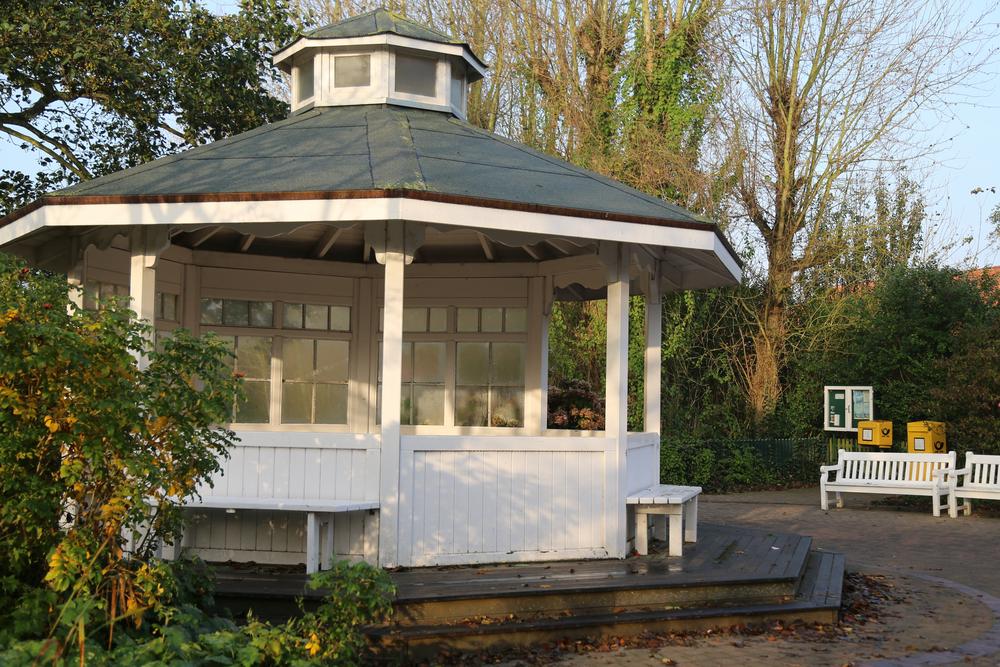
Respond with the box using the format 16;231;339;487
0;10;741;571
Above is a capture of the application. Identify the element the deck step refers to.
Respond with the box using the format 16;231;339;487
368;550;844;657
390;529;813;625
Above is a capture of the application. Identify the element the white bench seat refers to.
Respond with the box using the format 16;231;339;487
820;449;954;517
626;484;701;557
944;452;1000;517
184;496;378;573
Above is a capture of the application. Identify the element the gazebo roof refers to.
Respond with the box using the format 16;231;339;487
274;9;488;72
44;105;710;229
304;8;460;45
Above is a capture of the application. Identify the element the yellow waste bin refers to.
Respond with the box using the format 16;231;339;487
858;420;893;448
907;421;946;454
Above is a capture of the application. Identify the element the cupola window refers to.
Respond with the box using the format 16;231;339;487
296;57;315;103
334;54;371;88
395;53;437;97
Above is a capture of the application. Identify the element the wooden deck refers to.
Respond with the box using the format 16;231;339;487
210;523;844;652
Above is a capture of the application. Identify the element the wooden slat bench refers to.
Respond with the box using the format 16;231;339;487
184;497;378;573
626;484;701;557
945;452;1000;518
819;449;954;517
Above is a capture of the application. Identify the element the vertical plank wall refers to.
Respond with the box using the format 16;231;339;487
397;436;611;566
184;435;380;565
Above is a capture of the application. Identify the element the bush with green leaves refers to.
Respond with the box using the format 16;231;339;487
0;254;241;655
0;559;396;666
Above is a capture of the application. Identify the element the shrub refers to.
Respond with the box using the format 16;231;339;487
0;255;241;653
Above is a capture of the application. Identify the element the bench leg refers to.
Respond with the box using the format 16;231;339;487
634;510;649;556
321;513;336;570
836;492;843;509
965;500;973;516
306;512;320;574
668;511;683;557
820;482;829;511
932;492;942;518
684;498;698;543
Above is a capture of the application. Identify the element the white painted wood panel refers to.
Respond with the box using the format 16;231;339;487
184;434;379;565
397;436;609;566
626;432;660;495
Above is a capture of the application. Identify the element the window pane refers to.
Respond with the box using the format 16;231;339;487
395;53;437;97
400;384;413;425
334;54;370;87
100;283;117;300
403;307;427;332
281;382;312;424
457;307;478;332
305;304;328;330
450;69;465;108
401;342;413;383
505;307;527;333
250;301;273;328
413;342;445;382
492;342;525;385
330;305;351;331
481;307;503;332
316;340;349;382
457;342;489;384
491;387;524;427
237;336;271;378
297;57;314;101
223;300;249;326
429;307;448;332
162;294;178;321
456;387;488;426
201;298;222;325
316;383;348;424
218;335;236;370
283;303;303;329
412;385;444;425
237;381;270;423
283;338;313;381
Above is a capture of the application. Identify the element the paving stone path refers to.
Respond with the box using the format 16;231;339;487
554;488;1000;667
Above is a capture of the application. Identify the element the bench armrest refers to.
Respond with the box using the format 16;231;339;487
819;463;842;473
935;465;971;482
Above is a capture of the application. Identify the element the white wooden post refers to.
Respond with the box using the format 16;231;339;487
378;223;405;568
605;244;629;558
525;276;549;435
644;269;662;435
129;228;160;369
644;269;666;540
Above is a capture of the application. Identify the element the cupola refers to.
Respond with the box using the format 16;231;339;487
273;9;486;119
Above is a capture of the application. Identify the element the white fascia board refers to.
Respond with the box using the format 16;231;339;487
274;34;487;79
1;197;740;282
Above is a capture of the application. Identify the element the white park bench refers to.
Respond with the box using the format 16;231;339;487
626;484;701;557
184;496;378;573
820;449;955;517
942;452;1000;518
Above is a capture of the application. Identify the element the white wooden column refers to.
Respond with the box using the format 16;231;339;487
604;243;629;558
130;228;162;369
377;223;406;568
525;276;550;435
644;268;662;435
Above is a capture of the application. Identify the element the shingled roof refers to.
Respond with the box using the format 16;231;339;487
304;8;460;44
49;105;709;227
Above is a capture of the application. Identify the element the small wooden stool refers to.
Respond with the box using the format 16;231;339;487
626;484;701;557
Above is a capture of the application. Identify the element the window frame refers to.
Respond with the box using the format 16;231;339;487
199;294;355;432
371;301;529;433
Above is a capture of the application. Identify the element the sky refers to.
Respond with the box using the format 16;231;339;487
2;1;998;268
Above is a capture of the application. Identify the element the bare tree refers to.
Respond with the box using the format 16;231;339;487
721;0;998;420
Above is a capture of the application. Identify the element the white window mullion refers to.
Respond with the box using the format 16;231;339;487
271;337;283;426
